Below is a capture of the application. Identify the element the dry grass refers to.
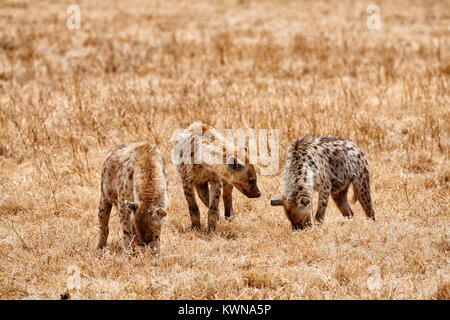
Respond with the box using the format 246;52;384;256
0;0;449;299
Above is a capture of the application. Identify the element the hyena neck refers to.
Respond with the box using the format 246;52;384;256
283;164;314;203
133;165;167;210
200;143;246;184
205;163;232;182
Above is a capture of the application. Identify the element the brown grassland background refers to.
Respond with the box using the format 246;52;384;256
0;0;449;299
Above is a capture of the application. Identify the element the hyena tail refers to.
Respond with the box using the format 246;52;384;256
351;173;376;221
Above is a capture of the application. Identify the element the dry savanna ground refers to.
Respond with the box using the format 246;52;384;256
0;0;449;299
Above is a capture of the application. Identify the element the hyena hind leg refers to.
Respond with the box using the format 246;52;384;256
352;175;375;221
194;182;210;208
117;201;134;250
207;179;222;232
183;182;201;229
331;186;354;219
97;195;112;249
222;181;235;220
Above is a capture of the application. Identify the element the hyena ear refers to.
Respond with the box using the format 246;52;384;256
228;155;237;169
125;200;138;212
154;208;167;221
299;197;311;207
270;196;283;206
228;155;243;171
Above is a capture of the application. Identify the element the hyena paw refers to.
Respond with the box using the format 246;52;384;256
225;211;235;221
191;222;201;230
207;224;217;233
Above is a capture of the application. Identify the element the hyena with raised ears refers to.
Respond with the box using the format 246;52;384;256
172;122;261;232
97;142;168;252
271;136;375;230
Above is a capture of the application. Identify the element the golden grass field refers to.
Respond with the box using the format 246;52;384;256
0;0;449;299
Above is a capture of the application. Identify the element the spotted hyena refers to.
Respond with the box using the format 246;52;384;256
271;136;375;230
172;122;261;231
97;142;168;252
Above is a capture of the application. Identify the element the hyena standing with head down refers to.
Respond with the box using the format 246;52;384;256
97;142;168;252
271;136;375;230
172;122;261;232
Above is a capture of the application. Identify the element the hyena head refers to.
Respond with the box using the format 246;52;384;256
125;201;167;252
226;154;261;198
270;195;312;230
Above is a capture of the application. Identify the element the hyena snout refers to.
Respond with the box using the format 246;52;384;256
127;201;166;253
234;173;261;198
291;216;312;231
271;196;312;230
243;183;261;198
234;181;261;198
133;223;162;253
146;238;160;253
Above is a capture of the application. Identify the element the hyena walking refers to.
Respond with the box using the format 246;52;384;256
97;142;168;252
172;122;261;231
271;136;375;230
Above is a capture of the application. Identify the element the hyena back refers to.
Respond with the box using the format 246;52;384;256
271;136;375;230
97;142;168;252
172;122;261;231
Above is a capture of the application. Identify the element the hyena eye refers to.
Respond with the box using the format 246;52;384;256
248;179;255;185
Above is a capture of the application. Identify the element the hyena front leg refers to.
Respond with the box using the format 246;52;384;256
207;179;222;232
117;200;134;249
315;183;331;224
222;181;235;220
97;194;112;249
183;181;201;229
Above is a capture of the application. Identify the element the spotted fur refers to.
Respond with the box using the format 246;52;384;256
97;142;168;252
172;122;261;231
272;136;375;230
